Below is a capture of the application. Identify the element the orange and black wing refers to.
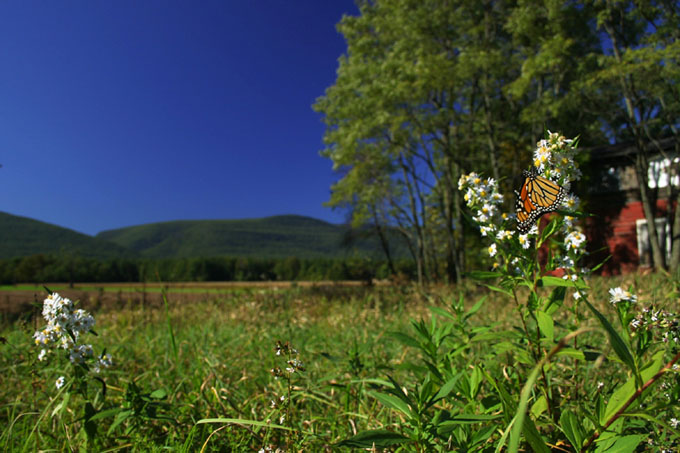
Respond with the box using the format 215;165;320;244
515;169;565;233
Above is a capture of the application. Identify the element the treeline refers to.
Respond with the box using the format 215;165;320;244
0;254;416;284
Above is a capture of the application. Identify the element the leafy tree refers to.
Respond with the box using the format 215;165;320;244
317;0;515;283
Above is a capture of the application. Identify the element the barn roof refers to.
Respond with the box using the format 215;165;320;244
588;137;677;161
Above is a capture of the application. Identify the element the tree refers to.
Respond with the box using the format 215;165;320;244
315;0;525;283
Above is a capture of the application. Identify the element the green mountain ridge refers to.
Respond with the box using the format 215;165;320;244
97;215;397;259
0;212;405;260
0;211;132;259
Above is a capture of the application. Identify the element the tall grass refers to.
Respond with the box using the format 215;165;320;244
0;285;425;451
1;274;678;451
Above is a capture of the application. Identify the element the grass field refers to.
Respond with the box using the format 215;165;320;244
1;273;679;451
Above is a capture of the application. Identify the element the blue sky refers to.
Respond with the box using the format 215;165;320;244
0;1;358;235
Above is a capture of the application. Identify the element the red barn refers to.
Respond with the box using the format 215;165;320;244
585;137;678;275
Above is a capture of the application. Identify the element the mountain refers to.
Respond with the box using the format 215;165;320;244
96;215;401;259
0;212;407;260
0;211;133;259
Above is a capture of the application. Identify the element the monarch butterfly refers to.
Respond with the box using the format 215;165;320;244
515;168;566;233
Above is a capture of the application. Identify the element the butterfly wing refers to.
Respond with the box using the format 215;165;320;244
528;175;565;209
515;170;565;233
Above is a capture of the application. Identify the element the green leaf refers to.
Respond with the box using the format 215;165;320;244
531;395;548;418
386;375;414;406
467;271;501;280
485;285;513;297
555;347;586;361
356;378;391;387
602;378;634;425
470;366;484;399
494;341;533;365
508;357;551;453
150;388;167;399
88;407;123;422
602;350;665;423
83;402;97;440
52;391;70;418
336;429;410;448
544;286;566;314
582;299;636;375
470;425;497;448
196;418;313;434
640;349;665;381
370;391;412;417
430;305;455;321
432;373;461;403
107;409;133;435
448;414;503;423
465;296;487;319
388;331;421;349
597;434;646;453
539;276;586;289
560;409;584;450
536;310;554;343
438;414;502;433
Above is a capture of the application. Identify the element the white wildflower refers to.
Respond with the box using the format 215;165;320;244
518;233;531;249
565;231;586;252
608;287;637;305
488;243;497;257
496;230;513;241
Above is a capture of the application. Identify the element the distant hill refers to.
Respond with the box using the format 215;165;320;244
0;211;133;259
96;215;404;259
0;212;408;260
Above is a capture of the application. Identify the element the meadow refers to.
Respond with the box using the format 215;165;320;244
2;139;680;451
1;271;679;452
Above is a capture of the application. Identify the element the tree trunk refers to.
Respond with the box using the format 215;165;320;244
399;153;428;284
370;204;396;275
633;148;666;269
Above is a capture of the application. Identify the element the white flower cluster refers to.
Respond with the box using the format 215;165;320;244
285;357;304;374
631;305;680;346
458;173;504;225
458;172;531;260
33;293;112;374
565;231;587;253
533;131;582;190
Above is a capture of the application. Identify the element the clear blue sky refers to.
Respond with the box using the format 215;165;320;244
0;1;358;235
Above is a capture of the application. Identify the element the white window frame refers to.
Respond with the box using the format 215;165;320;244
636;217;671;266
647;156;680;189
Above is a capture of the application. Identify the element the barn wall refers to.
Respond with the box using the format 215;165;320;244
585;196;672;275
